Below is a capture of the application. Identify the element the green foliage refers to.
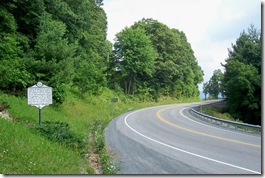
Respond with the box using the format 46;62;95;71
227;25;261;74
1;1;202;102
204;25;261;125
3;0;45;43
73;60;106;95
207;69;224;99
0;7;32;94
0;119;91;174
223;60;261;124
0;1;207;173
0;59;32;94
0;7;17;33
0;98;10;111
128;18;203;98
113;27;157;95
34;121;87;152
0;0;108;102
91;120;105;153
0;87;200;174
34;12;77;62
202;82;209;100
222;25;261;125
201;102;235;121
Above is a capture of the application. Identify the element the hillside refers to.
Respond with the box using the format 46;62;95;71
0;89;201;174
0;0;204;174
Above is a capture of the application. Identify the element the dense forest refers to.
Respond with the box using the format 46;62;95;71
0;1;260;125
203;25;261;125
0;0;203;103
0;0;109;103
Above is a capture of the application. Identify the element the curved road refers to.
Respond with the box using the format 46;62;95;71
105;101;261;174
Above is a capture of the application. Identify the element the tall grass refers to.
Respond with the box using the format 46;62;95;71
201;103;236;121
0;119;90;174
0;89;201;174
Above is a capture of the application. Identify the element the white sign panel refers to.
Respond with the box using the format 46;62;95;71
27;82;52;109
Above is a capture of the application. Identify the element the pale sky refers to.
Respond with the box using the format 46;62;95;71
102;0;261;91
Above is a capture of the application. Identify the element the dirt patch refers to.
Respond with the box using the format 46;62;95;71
88;152;102;174
87;133;103;174
0;111;12;121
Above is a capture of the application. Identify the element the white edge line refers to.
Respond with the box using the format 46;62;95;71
124;108;261;174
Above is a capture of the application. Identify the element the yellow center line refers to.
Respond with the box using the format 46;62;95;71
156;106;261;148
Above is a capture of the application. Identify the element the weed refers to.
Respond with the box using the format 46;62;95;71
0;89;201;174
34;121;87;153
202;103;235;121
0;98;10;112
0;119;90;174
100;148;119;174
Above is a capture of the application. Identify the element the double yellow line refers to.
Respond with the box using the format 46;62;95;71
156;106;261;148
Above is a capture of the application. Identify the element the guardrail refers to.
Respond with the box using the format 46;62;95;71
189;106;261;134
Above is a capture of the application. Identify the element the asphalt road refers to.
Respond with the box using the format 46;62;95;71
105;101;261;174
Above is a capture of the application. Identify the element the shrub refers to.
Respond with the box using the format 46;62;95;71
0;98;10;112
34;121;86;152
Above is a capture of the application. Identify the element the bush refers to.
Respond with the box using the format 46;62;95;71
34;121;86;152
0;98;10;112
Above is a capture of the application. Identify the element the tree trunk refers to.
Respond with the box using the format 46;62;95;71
125;80;128;95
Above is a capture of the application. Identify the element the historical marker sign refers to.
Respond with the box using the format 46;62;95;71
27;82;52;125
27;82;52;109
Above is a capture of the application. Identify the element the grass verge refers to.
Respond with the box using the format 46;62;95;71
0;89;201;174
200;101;245;123
0;119;90;174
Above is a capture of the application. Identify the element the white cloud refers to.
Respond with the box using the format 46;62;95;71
103;0;261;91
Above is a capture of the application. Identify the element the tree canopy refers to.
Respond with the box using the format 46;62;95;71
223;60;261;124
0;0;109;102
222;25;261;125
206;69;224;99
113;27;157;95
202;25;261;125
0;3;203;103
110;18;203;99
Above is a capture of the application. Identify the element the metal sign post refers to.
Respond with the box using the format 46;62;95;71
27;82;52;125
39;108;42;125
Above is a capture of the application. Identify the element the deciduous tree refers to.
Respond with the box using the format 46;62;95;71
208;69;223;99
113;27;157;95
